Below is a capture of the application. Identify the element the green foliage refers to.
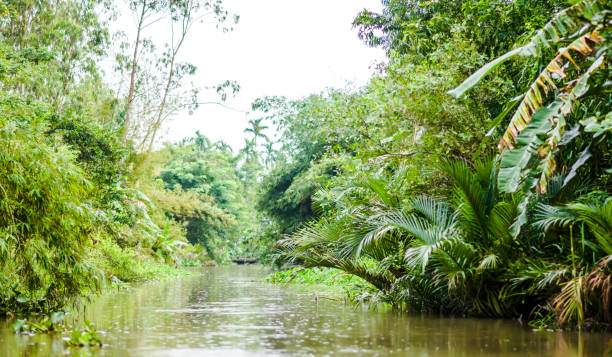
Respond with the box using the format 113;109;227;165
66;320;102;347
265;267;376;300
12;311;66;334
451;0;611;195
0;96;102;313
0;0;200;316
353;0;564;59
258;33;494;237
259;0;612;330
157;138;248;261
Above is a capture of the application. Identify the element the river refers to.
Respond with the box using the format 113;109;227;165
0;266;610;356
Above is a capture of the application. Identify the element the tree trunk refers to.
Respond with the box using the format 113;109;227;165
146;50;176;152
123;2;147;145
147;30;188;151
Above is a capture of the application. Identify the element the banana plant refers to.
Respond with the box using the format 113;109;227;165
450;0;610;194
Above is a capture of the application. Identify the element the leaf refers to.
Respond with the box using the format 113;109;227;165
367;177;397;208
498;149;532;193
510;191;533;238
582;112;612;137
553;276;584;326
563;146;592;187
449;0;603;100
478;254;500;271
448;47;524;98
498;32;603;151
559;125;581;145
498;106;552;193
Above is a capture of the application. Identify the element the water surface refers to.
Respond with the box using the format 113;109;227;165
1;266;609;356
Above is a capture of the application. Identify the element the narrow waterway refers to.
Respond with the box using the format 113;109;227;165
1;266;610;356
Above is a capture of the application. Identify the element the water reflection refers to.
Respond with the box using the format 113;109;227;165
0;266;609;356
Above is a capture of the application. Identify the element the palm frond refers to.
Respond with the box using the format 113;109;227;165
553;275;584;326
431;237;478;291
406;196;455;229
533;203;577;231
276;217;346;259
511;259;570;293
585;256;612;322
478;254;500;271
568;198;612;255
343;221;398;261
299;253;395;291
382;211;455;246
439;158;488;242
487;201;518;248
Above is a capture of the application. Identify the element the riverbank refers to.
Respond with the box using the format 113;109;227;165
4;259;193;337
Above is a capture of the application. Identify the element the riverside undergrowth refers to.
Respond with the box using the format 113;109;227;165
265;267;377;303
0;0;254;320
257;0;612;330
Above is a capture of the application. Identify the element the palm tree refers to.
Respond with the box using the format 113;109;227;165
239;138;258;163
262;139;276;167
364;157;521;316
213;140;233;153
532;198;612;325
279;157;521;315
243;118;269;144
193;131;211;152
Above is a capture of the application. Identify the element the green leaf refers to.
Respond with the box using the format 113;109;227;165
498;106;553;193
563;147;592;187
510;191;534;238
448;47;524;98
367;177;397;208
12;319;27;333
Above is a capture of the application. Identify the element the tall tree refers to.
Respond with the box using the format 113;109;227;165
145;0;235;151
244;118;269;144
123;0;168;144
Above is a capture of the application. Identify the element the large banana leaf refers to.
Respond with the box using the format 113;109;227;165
448;0;603;100
499;32;604;152
498;52;605;195
498;105;554;193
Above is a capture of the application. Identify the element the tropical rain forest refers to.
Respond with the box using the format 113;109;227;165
0;0;611;356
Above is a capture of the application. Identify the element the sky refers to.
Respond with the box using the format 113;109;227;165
120;0;386;151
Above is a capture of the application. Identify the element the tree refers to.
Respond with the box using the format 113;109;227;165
239;138;257;162
145;0;236;151
193;130;211;151
123;0;168;144
353;0;564;59
243;118;269;144
0;0;110;115
450;0;611;235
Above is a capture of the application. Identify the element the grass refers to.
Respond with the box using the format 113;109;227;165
265;267;377;302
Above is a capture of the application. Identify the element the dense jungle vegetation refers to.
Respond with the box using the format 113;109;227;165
262;0;612;330
1;0;611;335
0;0;264;315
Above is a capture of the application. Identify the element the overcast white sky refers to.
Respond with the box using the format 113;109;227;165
119;0;385;151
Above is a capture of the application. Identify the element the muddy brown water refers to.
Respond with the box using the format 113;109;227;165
1;265;610;356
